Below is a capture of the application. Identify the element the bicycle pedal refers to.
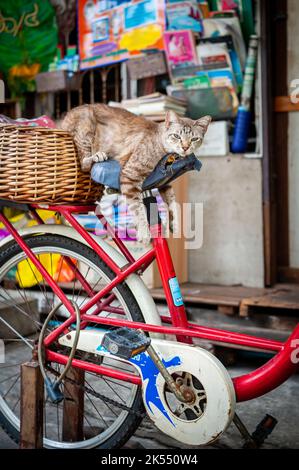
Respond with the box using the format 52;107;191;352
101;327;151;360
252;414;278;447
243;414;278;449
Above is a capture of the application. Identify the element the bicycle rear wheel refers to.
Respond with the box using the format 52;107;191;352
0;234;145;449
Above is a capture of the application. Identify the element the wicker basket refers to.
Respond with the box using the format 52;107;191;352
0;125;103;204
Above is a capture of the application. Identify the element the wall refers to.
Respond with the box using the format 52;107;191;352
187;155;265;288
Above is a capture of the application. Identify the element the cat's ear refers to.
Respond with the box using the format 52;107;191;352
194;115;212;134
165;110;180;129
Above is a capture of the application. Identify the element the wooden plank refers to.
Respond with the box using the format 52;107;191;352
152;289;239;307
275;110;289;268
36;71;82;93
272;0;289;275
274;96;299;113
263;202;276;286
187;306;293;341
261;0;278;286
217;305;237;316
151;283;268;307
239;301;250;317
239;296;299;317
278;267;299;283
20;361;44;449
239;285;299;317
152;282;299;316
62;367;85;442
127;52;167;80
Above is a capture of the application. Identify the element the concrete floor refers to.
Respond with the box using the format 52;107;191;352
0;304;298;450
128;362;299;449
0;426;16;449
0;361;298;450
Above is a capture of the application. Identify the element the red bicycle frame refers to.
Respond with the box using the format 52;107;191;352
0;198;298;403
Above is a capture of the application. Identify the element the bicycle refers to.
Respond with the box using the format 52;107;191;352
0;155;298;449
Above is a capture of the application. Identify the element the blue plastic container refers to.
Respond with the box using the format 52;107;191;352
232;107;251;153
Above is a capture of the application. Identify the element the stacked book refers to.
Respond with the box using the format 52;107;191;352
121;93;187;121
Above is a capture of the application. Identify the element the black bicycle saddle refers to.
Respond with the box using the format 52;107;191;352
91;153;202;191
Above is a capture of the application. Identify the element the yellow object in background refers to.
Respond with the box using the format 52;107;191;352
120;25;162;52
16;255;77;288
14;209;62;288
0;208;59;230
1;207;67;288
30;209;60;225
9;63;41;80
16;253;61;288
0;210;27;230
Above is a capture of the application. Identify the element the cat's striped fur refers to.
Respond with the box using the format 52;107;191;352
61;104;211;244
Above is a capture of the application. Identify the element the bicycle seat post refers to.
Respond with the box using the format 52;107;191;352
142;190;161;236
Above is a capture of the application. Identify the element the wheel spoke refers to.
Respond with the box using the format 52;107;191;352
12;395;20;412
102;377;126;404
0;290;43;330
0;363;24;369
85;391;109;428
0;372;21;385
3;374;20;399
0;237;142;448
85;378;118;419
0;315;33;349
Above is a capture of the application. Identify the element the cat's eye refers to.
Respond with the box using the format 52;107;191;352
191;137;199;142
172;134;180;139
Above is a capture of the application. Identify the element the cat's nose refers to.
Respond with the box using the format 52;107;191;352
182;145;190;151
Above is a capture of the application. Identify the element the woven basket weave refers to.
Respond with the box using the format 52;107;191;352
0;125;103;203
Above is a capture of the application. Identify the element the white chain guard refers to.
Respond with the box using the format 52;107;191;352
59;330;236;446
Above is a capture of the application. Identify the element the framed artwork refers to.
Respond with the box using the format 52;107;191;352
163;30;198;68
92;17;110;42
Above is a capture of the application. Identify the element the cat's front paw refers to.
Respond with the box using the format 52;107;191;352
136;223;151;246
93;151;108;162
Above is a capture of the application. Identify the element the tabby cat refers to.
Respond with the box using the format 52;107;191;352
61;104;211;244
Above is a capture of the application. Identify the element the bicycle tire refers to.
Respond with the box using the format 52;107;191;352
0;234;145;449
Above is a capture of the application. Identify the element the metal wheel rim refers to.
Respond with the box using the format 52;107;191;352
0;244;140;449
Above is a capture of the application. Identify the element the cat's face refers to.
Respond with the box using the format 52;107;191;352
162;111;212;157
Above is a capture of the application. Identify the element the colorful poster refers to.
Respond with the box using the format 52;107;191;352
166;2;203;33
0;0;58;95
78;0;166;70
164;30;197;67
209;0;254;42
